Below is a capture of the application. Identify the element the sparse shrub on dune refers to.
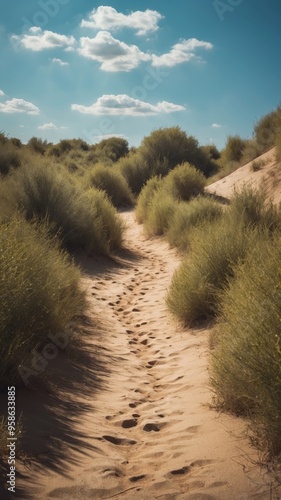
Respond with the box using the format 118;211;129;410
7;164;124;254
163;162;206;201
0;218;86;387
167;197;223;250
0;142;21;175
210;235;281;456
86;163;134;207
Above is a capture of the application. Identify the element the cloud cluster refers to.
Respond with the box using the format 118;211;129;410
79;31;150;71
0;98;39;115
12;27;75;51
152;38;213;67
0;90;4;96
38;123;57;130
71;94;185;116
80;6;163;36
212;123;222;128
51;58;69;66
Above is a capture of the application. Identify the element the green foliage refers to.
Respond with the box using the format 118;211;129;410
166;218;257;325
275;132;281;161
87;163;134;207
221;135;246;164
139;127;216;177
163;163;206;201
117;152;151;195
167;197;223;250
7;164;124;253
144;191;176;237
0;218;86;386
254;106;281;153
135;176;163;223
228;186;280;231
211;235;281;455
96;137;129;162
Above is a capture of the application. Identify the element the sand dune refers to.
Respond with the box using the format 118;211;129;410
12;210;281;499
207;147;281;204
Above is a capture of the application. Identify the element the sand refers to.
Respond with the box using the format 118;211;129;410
206;147;281;204
3;209;281;499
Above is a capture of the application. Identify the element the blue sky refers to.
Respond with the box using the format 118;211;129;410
0;0;280;149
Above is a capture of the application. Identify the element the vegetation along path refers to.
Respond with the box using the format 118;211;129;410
16;210;281;499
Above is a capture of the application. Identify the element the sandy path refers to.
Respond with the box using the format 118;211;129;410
14;210;281;499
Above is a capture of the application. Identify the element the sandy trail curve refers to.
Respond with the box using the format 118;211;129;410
16;210;281;499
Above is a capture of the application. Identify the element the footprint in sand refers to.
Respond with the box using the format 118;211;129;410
102;435;137;446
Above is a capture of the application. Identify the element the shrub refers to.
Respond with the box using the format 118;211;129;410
0;218;86;387
117;152;151;195
254;106;281;153
228;185;280;231
86;164;134;207
220;135;246;164
27;137;48;155
144;191;176;237
163;163;206;201
166;218;258;325
135;176;163;223
8;164;124;254
0;143;21;175
275;132;281;161
139;127;216;177
167;197;223;250
95;137;129;162
211;235;281;455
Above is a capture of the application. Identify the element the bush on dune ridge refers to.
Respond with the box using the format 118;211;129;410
163;163;206;201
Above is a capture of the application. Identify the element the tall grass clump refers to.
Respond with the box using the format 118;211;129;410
166;217;258;325
144;191;177;237
0;218;86;386
211;235;281;456
163;163;206;201
117;152;151;195
228;185;281;231
135;176;163;223
167;197;223;250
8;164;124;254
86;163;134;207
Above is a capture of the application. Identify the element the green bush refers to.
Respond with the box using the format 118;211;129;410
0;218;86;386
163;163;206;201
220;135;246;165
167;197;223;250
87;164;134;207
211;235;281;456
8;164;124;254
275;132;281;161
228;186;280;231
135;176;163;223
254;106;281;153
144;191;176;237
117;152;151;195
166;218;258;325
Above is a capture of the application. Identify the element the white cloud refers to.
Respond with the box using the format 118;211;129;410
38;123;57;130
51;57;69;66
81;6;163;36
79;31;150;71
71;94;185;116
0;98;39;115
0;90;4;97
152;38;213;67
11;27;76;51
212;123;222;128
